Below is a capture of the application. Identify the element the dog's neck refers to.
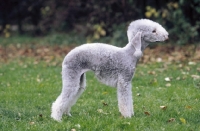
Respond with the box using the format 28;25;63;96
141;40;149;52
123;38;150;59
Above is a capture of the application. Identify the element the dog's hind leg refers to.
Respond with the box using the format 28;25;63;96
64;73;86;116
73;73;86;105
51;69;82;121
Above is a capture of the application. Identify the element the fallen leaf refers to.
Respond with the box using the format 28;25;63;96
188;61;196;65
15;117;20;121
165;77;171;82
97;109;103;113
102;102;108;106
165;83;171;87
178;64;183;68
136;93;141;96
2;44;200;64
18;113;21;117
185;106;192;109
160;106;167;110
156;57;162;62
185;66;190;71
39;114;43;117
148;71;156;75
97;109;109;115
149;78;158;86
168;118;175;122
144;111;150;116
29;121;35;125
6;82;10;87
180;118;186;124
191;75;200;79
182;72;189;75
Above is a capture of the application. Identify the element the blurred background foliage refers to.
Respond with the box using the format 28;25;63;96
0;0;200;46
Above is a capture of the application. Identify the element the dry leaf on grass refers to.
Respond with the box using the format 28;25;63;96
1;44;200;64
148;71;156;75
136;93;141;96
29;121;35;125
165;77;171;82
160;106;167;110
102;102;108;106
176;77;181;80
165;83;171;87
188;61;196;65
168;118;175;122
97;109;109;115
97;109;103;113
149;78;158;86
180;118;186;124
185;106;192;109
191;75;200;79
156;57;162;62
144;111;150;116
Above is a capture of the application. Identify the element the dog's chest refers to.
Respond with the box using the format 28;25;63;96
94;69;119;87
93;62;136;87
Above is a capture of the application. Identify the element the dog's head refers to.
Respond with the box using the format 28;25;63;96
127;19;168;43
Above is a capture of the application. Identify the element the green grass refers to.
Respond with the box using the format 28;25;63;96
0;59;200;131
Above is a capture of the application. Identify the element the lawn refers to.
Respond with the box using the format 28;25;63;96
0;57;199;131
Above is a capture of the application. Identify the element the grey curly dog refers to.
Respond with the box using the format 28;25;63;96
51;19;169;121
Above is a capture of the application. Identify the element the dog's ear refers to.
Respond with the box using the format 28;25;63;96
127;30;133;43
131;32;142;49
131;32;143;59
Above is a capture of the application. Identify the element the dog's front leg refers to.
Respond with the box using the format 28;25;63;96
117;77;133;118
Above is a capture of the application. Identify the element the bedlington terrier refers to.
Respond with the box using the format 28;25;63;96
51;19;168;121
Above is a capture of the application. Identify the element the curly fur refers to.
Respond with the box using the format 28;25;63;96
51;19;168;121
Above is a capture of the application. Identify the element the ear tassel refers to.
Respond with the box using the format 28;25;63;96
133;49;143;59
129;31;143;59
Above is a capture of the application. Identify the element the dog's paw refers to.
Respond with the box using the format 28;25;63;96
51;114;62;122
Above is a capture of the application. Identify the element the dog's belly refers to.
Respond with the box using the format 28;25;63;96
94;69;118;87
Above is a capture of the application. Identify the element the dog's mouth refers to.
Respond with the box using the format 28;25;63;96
156;36;169;42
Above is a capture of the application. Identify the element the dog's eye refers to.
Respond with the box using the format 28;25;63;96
152;29;156;33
